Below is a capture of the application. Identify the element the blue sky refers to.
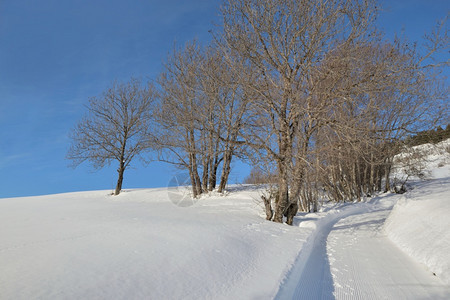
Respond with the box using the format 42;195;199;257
0;0;448;198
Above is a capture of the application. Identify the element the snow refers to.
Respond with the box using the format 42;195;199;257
276;195;449;299
384;179;450;284
0;188;309;299
1;140;449;299
384;139;450;285
277;139;450;299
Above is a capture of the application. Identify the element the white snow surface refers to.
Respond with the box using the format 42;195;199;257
1;140;449;299
276;195;450;299
0;187;310;299
384;139;450;285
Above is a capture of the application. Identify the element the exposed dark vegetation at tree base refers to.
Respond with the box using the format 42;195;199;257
67;0;449;225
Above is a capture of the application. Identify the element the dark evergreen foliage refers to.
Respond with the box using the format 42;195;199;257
406;125;450;146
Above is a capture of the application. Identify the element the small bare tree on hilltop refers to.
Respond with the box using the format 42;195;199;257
67;79;156;195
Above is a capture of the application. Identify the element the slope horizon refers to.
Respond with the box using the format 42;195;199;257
0;0;448;199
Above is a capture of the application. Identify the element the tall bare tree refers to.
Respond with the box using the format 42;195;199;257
154;42;206;197
198;44;252;193
309;30;448;203
219;0;447;222
67;79;156;195
154;41;251;196
220;0;377;222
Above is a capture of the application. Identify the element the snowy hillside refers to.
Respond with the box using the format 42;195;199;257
384;139;450;284
1;140;449;299
0;187;314;299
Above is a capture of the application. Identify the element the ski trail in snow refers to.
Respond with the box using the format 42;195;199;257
328;203;450;299
276;199;450;299
275;204;370;299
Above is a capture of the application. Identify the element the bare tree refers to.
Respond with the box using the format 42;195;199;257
220;0;377;222
220;0;447;222
154;41;251;196
199;44;252;193
67;79;156;195
154;42;206;197
311;32;448;202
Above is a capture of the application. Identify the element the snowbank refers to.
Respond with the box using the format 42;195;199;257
385;139;450;284
384;177;450;284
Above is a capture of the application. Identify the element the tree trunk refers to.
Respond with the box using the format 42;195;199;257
376;165;382;192
115;162;125;195
188;151;203;198
363;164;369;196
191;152;203;197
202;155;209;192
114;138;127;196
273;160;289;223
193;158;202;197
208;155;220;191
354;159;361;201
273;98;291;223
218;149;233;193
187;129;202;197
369;153;375;196
262;194;273;220
384;159;392;193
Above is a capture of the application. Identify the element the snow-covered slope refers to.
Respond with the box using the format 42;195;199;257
1;140;449;299
0;187;312;299
384;139;450;284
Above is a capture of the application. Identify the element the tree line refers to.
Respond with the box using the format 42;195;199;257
405;125;450;146
67;0;448;224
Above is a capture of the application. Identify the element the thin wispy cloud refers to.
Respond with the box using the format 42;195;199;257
0;153;31;169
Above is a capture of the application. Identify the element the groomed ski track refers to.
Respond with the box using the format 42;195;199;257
275;196;450;300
